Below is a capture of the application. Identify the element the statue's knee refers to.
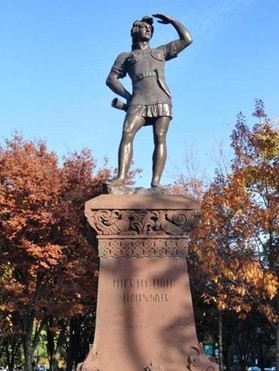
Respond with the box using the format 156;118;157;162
155;130;167;144
122;128;134;142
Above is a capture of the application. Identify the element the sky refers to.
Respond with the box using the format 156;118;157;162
1;0;278;188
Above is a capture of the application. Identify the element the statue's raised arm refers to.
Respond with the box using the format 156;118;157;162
152;13;192;53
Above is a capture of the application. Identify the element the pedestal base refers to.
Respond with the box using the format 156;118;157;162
80;194;219;371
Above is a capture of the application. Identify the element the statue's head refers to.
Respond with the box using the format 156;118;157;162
131;16;154;49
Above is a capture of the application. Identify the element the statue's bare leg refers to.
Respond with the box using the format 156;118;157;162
108;114;145;186
151;116;170;187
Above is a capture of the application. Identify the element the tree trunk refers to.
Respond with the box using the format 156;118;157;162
46;320;67;370
22;313;37;371
23;335;34;371
46;328;55;370
218;310;225;371
5;336;20;371
66;317;82;371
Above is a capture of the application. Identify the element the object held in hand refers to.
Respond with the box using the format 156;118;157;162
111;98;127;112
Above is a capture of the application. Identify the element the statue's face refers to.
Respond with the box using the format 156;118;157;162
137;22;152;41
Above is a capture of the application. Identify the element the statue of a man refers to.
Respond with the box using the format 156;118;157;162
106;14;192;188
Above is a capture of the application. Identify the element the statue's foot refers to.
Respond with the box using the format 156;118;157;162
151;181;163;188
105;177;125;187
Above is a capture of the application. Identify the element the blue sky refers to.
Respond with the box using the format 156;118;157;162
1;0;278;187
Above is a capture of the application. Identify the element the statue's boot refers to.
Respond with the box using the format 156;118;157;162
104;177;125;187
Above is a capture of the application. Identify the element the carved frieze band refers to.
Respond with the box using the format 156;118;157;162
86;208;199;237
97;237;189;258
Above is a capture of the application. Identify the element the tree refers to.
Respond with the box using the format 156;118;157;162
193;100;279;370
0;135;64;370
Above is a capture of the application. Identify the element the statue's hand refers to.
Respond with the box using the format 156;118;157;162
152;13;175;24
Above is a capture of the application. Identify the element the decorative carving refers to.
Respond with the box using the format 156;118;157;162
187;343;219;371
87;208;199;237
91;209;130;235
130;210;158;234
144;361;164;370
77;345;103;371
98;237;189;257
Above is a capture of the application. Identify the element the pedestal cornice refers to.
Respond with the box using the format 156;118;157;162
85;194;200;258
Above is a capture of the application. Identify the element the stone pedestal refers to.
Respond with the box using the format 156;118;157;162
80;194;219;371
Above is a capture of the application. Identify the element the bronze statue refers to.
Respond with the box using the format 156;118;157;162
106;14;192;188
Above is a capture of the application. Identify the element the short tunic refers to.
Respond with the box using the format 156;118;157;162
110;41;178;119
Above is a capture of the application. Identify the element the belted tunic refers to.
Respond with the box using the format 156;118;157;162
110;41;178;119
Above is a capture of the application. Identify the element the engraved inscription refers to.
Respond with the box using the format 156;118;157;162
112;277;174;304
123;293;169;303
113;278;173;289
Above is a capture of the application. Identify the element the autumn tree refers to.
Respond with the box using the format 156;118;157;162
193;100;279;370
0;135;65;370
0;137;103;370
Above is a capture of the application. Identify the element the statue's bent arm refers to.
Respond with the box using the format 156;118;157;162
106;71;131;102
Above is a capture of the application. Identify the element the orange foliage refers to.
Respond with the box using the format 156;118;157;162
192;101;279;323
0;135;114;335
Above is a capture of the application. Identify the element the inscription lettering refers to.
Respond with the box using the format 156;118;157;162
123;293;169;303
112;277;173;304
113;278;173;289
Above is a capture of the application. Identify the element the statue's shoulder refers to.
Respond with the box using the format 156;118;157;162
113;51;130;67
116;51;130;60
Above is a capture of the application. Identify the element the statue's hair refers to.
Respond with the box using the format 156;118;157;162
131;16;154;50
